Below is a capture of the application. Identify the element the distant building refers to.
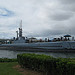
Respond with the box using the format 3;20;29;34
26;37;37;43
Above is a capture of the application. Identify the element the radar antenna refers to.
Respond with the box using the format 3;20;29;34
20;20;22;29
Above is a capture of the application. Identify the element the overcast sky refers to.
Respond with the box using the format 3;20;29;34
0;0;75;39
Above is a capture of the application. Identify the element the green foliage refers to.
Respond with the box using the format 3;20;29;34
17;53;75;75
0;58;17;62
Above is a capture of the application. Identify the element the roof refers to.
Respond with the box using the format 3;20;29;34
64;34;71;37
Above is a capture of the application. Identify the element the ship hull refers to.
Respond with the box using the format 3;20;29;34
0;41;75;52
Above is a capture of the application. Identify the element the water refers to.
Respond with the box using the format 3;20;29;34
0;50;75;58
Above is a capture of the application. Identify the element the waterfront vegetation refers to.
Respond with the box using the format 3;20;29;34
0;58;44;75
17;53;75;75
0;54;75;75
0;58;17;62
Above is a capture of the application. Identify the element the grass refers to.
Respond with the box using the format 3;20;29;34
0;62;22;75
0;62;44;75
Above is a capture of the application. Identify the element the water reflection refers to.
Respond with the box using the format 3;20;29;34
0;50;75;58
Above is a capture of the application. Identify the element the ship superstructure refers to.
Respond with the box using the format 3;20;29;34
14;20;25;43
19;20;22;39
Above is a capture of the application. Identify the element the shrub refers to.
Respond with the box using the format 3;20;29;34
17;53;75;75
0;58;17;62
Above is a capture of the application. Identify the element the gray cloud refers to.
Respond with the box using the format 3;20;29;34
59;0;75;4
49;11;74;21
58;0;75;12
0;0;75;39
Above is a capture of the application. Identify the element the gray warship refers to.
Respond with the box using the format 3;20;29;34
0;21;75;52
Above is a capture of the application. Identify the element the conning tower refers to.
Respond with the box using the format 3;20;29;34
19;20;22;38
13;20;25;43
